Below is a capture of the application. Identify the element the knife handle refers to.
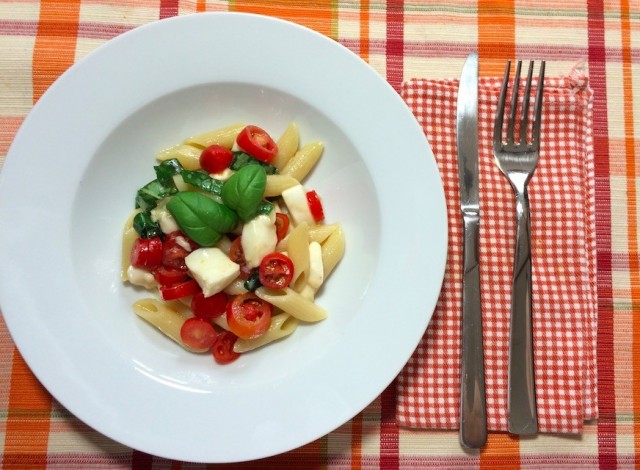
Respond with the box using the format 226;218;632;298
459;212;487;449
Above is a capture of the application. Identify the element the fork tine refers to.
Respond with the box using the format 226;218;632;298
493;60;511;153
507;61;522;145
531;61;546;148
519;61;534;145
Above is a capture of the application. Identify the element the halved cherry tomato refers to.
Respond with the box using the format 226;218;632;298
226;293;272;339
160;279;201;301
212;330;241;364
131;237;163;270
306;190;325;222
228;237;251;279
153;265;189;286
191;292;228;320
162;231;198;271
200;144;234;174
258;253;294;289
274;213;290;242
236;125;278;163
180;317;218;351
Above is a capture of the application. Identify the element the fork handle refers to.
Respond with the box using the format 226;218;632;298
508;189;538;435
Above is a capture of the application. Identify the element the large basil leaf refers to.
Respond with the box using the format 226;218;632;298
221;165;267;222
166;191;238;246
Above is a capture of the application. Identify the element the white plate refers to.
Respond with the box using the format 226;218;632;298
0;13;447;463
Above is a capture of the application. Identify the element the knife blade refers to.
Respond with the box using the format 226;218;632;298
457;52;487;449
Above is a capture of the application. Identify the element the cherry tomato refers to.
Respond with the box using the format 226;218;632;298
160;279;201;301
212;331;241;364
153;266;189;286
200;144;234;174
162;231;197;271
226;293;272;339
258;253;294;289
236;125;278;162
274;213;290;242
306;190;325;222
228;237;251;280
191;292;228;320
131;237;163;270
180;317;217;351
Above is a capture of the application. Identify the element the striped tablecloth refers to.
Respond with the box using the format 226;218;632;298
0;1;637;468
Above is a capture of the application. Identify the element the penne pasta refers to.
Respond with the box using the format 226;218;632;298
156;143;202;170
183;122;245;149
121;209;141;280
233;314;298;353
255;287;327;322
133;298;207;353
271;122;299;170
321;225;345;279
308;223;341;244
280;141;324;181
285;222;309;286
264;174;299;197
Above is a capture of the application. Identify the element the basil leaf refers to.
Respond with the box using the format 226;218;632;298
256;200;274;216
221;165;267;222
135;179;176;211
154;159;183;186
166;191;238;246
181;170;224;196
133;212;162;238
230;151;278;175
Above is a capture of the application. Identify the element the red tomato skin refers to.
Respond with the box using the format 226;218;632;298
180;317;218;351
228;237;251;280
274;213;290;242
226;293;272;339
161;231;197;271
236;125;278;162
153;266;189;286
191;292;228;320
212;331;241;364
200;144;234;174
306;190;325;222
258;253;294;289
131;237;163;270
160;279;201;301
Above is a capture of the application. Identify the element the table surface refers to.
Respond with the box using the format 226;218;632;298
0;1;638;468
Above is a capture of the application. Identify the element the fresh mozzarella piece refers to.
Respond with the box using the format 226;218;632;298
127;266;157;289
242;214;278;268
307;241;324;289
210;168;235;182
174;235;193;252
281;184;314;226
150;203;180;234
185;248;240;297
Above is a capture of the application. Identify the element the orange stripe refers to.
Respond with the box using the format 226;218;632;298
2;352;53;470
32;0;81;103
231;0;335;38
359;0;370;62
196;0;207;12
479;432;521;469
350;413;362;470
478;0;516;77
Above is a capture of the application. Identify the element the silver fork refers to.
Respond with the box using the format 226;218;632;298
493;59;545;435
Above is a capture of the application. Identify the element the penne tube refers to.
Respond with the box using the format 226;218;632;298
286;222;309;285
233;314;298;353
264;174;299;197
280;141;324;181
271;122;300;170
321;225;345;279
156;143;202;170
224;277;249;296
308;223;341;244
184;123;245;149
255;287;327;322
121;209;141;280
133;299;207;353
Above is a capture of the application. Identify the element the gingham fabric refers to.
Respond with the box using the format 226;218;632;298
1;0;639;468
396;72;597;434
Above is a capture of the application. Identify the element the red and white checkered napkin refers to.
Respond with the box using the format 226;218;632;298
396;67;597;434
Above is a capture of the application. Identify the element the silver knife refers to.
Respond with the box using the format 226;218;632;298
457;52;487;449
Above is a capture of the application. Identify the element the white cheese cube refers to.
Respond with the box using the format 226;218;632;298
210;168;235;181
150;203;180;234
281;184;315;226
185;248;240;297
307;241;324;289
241;214;277;268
